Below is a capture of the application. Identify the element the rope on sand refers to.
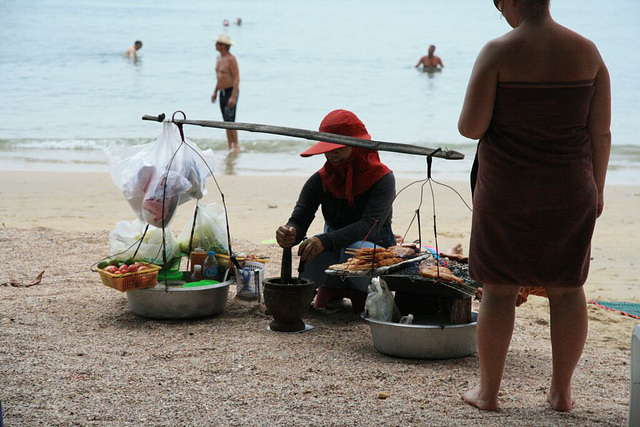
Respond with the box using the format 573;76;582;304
589;300;640;319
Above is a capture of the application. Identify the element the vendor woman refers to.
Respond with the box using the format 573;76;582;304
275;109;396;312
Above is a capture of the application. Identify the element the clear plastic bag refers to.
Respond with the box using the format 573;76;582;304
177;202;230;255
104;122;216;228
109;218;179;264
365;277;401;322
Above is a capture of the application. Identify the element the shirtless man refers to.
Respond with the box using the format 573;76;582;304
415;45;444;71
125;40;143;60
211;33;240;152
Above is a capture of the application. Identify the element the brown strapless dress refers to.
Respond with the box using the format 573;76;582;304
469;81;598;288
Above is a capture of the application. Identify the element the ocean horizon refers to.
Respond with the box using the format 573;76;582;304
1;0;638;184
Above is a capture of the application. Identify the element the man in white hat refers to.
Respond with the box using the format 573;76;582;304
211;33;240;152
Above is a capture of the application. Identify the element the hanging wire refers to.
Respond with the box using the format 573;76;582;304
150;111;244;290
93;112;238;288
169;125;239;270
334;145;476;282
185;204;200;271
431;178;473;213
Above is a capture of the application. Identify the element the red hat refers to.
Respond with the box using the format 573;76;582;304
300;109;371;157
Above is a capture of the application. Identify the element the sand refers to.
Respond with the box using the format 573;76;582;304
0;171;638;426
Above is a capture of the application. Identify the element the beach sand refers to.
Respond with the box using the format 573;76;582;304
1;171;638;425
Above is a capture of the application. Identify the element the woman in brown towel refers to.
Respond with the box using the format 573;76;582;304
458;0;611;412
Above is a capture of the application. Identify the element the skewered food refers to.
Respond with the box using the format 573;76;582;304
418;260;465;284
387;245;419;258
328;247;404;271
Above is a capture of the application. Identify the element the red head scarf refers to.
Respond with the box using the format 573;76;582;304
301;110;391;206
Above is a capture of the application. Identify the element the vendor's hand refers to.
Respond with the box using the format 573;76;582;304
298;237;324;262
228;97;237;108
211;92;217;103
276;225;296;248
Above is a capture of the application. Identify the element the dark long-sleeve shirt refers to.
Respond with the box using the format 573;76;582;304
287;172;395;252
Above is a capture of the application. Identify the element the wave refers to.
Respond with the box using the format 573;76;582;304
1;137;638;156
0;137;480;154
0;138;638;184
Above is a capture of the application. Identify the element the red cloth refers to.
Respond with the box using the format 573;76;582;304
306;110;391;206
319;147;391;206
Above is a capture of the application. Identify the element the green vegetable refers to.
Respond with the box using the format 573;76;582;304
97;261;109;269
108;259;120;267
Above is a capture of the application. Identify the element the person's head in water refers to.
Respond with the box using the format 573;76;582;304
134;40;143;51
428;45;436;56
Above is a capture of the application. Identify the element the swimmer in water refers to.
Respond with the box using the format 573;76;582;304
415;45;444;71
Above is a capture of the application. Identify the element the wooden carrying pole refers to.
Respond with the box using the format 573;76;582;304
142;114;464;160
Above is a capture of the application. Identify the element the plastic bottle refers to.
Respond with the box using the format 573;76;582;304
203;251;219;280
191;265;203;282
190;246;207;273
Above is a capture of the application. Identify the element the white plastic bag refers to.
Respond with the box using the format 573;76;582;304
104;122;216;227
109;218;179;264
177;202;230;255
365;277;401;322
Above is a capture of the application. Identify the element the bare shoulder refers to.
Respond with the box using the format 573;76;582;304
558;23;602;57
475;36;509;67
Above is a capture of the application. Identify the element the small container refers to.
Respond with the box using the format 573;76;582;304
190;248;207;272
203;251;219;280
191;265;203;282
236;267;258;300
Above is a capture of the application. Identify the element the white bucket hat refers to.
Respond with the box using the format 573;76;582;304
215;33;233;46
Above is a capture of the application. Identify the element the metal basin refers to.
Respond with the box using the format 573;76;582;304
126;279;233;320
364;312;477;359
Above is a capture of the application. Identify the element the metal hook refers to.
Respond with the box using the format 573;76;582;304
426;148;442;180
171;110;187;121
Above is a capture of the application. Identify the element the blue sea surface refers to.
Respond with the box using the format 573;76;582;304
1;0;638;183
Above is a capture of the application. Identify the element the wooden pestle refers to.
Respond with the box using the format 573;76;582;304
281;247;293;284
296;258;306;284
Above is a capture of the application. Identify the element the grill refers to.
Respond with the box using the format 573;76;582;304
381;257;483;325
381;258;482;298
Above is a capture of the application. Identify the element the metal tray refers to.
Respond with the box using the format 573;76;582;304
325;254;430;277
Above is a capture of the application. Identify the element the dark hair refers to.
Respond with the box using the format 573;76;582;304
493;0;550;11
521;0;550;16
134;40;143;48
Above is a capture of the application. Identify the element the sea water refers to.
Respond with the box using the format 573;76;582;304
1;0;638;183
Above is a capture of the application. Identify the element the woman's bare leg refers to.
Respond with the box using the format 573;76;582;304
545;286;588;411
462;283;520;410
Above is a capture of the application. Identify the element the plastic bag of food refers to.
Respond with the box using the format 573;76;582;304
104;122;216;227
140;170;191;227
177;201;229;255
109;218;179;264
365;277;401;322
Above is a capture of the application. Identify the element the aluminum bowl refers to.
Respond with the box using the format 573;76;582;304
364;312;477;359
126;279;233;320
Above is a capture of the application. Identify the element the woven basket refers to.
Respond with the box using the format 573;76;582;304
98;264;161;292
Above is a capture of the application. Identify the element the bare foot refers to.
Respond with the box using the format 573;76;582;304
461;387;499;411
450;243;463;255
547;390;574;412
